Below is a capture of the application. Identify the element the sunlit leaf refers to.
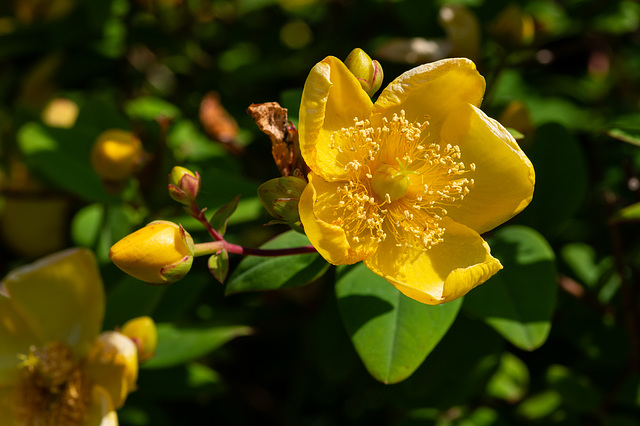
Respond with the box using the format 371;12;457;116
464;226;556;351
225;230;329;294
610;201;640;223
336;263;461;384
125;96;181;121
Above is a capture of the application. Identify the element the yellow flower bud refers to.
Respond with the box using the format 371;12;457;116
90;129;145;182
41;97;79;128
168;166;201;206
344;48;384;97
258;176;307;223
120;316;158;363
109;221;194;284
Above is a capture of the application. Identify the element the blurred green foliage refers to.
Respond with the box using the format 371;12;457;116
2;0;640;425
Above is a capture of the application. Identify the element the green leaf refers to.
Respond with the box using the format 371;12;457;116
125;96;181;121
209;194;241;236
486;352;530;402
605;127;640;147
16;122;116;203
610;201;640;223
336;263;461;384
208;249;229;284
225;230;329;294
516;123;588;235
71;203;105;247
143;323;253;369
136;362;224;399
464;226;557;351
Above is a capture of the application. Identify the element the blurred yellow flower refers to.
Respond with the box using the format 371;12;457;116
0;248;138;426
298;56;535;305
90;129;145;182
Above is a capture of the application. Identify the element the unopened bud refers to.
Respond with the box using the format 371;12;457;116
91;129;145;182
168;166;201;206
258;176;307;223
109;221;194;284
344;48;384;97
120;316;158;363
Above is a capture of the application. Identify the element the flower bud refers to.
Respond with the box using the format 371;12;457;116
168;166;201;206
344;48;384;97
109;221;194;284
258;176;306;223
91;129;145;182
120;316;158;363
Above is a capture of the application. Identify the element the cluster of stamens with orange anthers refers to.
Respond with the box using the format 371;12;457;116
326;110;475;252
16;342;90;426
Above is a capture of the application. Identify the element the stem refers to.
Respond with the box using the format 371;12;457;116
193;241;317;258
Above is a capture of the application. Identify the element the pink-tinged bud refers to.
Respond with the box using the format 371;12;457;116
168;166;201;206
344;48;384;97
109;221;194;284
91;129;145;182
258;176;307;224
120;316;158;363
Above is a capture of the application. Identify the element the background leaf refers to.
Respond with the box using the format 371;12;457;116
336;263;461;384
143;323;253;369
464;226;557;351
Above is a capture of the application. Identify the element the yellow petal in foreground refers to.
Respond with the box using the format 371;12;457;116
440;103;535;234
298;56;373;181
365;218;502;305
299;172;378;265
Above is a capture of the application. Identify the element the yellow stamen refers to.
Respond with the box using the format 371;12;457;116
16;342;91;426
326;110;475;251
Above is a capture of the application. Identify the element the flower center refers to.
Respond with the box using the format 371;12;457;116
370;159;418;203
327;111;475;251
16;342;91;426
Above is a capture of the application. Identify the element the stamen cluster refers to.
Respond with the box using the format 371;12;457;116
326;110;475;252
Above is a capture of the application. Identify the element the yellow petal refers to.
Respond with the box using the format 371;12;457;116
364;217;502;305
0;293;35;386
299;56;373;180
372;58;485;141
86;331;138;410
1;248;104;358
87;385;119;426
0;386;20;426
441;103;535;234
299;172;377;265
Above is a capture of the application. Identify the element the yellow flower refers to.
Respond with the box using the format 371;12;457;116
90;129;145;182
109;221;195;284
0;248;138;426
298;57;535;305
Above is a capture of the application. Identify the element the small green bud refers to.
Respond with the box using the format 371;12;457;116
344;48;384;97
258;176;307;223
168;166;201;206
